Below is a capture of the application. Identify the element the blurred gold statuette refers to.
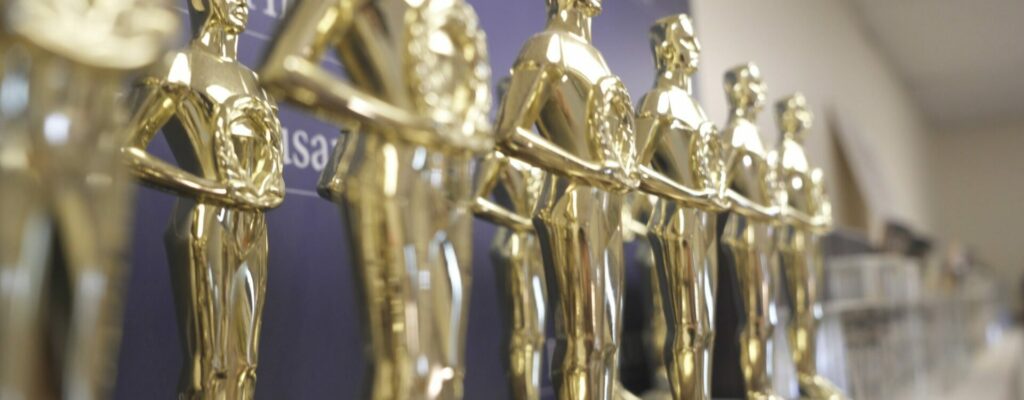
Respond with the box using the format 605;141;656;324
719;63;785;400
473;78;548;400
260;0;492;398
0;0;176;399
623;191;674;400
772;94;846;400
121;0;284;398
494;0;640;398
633;14;728;400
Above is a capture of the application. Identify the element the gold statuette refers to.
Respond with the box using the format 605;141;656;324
475;153;547;400
260;0;492;398
719;63;784;400
634;15;729;400
121;0;284;398
625;192;675;400
773;94;845;400
474;79;547;400
496;0;639;398
640;246;673;400
0;0;176;398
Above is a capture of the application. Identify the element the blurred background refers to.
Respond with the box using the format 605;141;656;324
108;0;1024;399
695;0;1024;276
691;0;1024;399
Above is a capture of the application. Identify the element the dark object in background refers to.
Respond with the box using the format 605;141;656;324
711;213;747;398
882;222;932;258
823;229;874;258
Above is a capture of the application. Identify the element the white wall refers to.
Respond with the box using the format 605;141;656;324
692;0;935;236
932;122;1024;280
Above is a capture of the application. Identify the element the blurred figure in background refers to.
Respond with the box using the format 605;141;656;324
0;0;176;398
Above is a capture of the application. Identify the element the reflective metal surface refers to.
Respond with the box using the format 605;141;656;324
634;14;728;400
495;0;639;398
640;248;673;400
0;0;176;398
773;94;846;400
260;0;492;398
719;63;784;400
121;0;283;398
626;193;674;400
474;78;548;400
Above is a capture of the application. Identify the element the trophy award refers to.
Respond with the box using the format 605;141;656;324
121;0;284;397
640;238;672;400
495;0;639;398
773;94;846;399
633;15;729;400
260;0;493;398
0;1;176;398
718;63;785;400
622;191;671;400
474;78;548;400
475;152;548;400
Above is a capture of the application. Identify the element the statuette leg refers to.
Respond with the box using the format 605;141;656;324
722;214;783;400
779;227;845;400
536;186;625;400
166;204;267;400
647;201;718;400
334;138;473;400
493;229;547;400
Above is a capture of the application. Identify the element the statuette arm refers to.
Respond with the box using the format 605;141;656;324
473;150;507;199
262;56;442;144
725;189;779;220
475;197;534;232
810;168;833;230
498;63;627;192
472;151;533;231
635;112;668;166
637;165;724;211
721;143;777;219
815;203;833;230
121;80;241;206
214;105;285;210
781;206;824;230
636;114;728;210
260;0;464;150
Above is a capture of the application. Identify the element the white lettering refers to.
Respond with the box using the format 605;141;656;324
279;124;338;172
281;126;291;166
310;134;329;171
292;129;310;168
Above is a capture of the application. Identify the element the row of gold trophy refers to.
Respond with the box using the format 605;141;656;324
0;0;843;399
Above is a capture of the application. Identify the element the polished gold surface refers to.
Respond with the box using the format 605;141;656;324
121;0;283;398
477;151;547;400
719;63;784;400
495;0;639;398
773;94;846;400
474;78;548;400
640;247;673;400
625;193;673;400
634;14;729;400
260;0;492;398
0;0;176;399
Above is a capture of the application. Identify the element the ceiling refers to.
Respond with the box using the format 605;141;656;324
849;0;1024;131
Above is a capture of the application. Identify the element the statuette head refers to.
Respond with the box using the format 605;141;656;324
190;0;249;35
776;93;813;141
650;14;700;75
547;0;602;17
724;63;767;117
